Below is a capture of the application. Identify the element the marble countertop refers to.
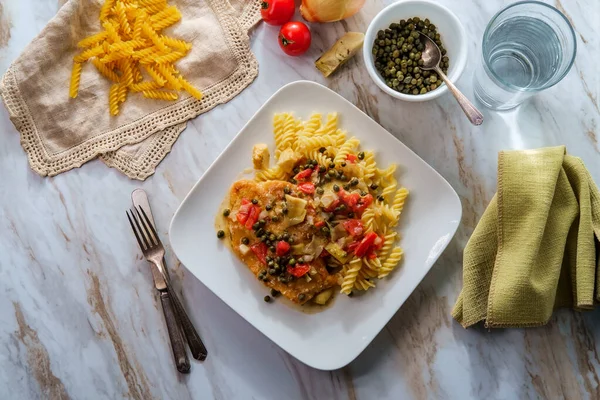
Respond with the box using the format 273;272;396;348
1;0;600;399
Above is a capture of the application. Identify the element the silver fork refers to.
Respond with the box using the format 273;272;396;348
127;206;207;372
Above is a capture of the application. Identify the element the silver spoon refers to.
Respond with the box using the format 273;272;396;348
418;32;484;126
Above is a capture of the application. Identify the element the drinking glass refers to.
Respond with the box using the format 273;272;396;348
473;1;577;111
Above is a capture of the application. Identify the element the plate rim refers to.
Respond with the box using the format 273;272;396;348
169;80;462;370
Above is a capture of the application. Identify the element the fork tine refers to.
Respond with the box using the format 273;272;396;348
136;207;157;247
127;211;146;251
130;208;152;249
138;206;160;245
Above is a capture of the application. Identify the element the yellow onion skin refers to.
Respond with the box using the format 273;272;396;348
300;0;366;23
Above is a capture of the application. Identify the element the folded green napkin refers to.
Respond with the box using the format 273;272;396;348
452;146;600;328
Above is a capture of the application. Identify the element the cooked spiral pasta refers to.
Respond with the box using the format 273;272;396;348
142;89;178;100
297;135;337;152
308;149;333;167
362;150;376;182
255;165;287;182
333;137;359;165
278;116;298;154
354;274;376;290
303;113;322;134
379;247;403;279
361;206;375;233
315;112;338;135
341;258;362;294
392;188;409;216
362;257;381;277
69;62;83;98
378;232;397;259
380;178;398;201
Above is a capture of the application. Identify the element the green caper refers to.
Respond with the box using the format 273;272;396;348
328;169;336;177
217;230;225;239
251;198;258;205
270;289;280;297
288;258;296;266
378;195;385;202
329;163;335;169
358;152;365;160
370;183;378;190
316;187;324;195
284;187;291;194
321;226;330;235
298;293;306;301
222;209;230;217
350;178;359;186
241;237;249;245
343;185;350;191
372;16;449;96
333;184;340;192
264;295;271;303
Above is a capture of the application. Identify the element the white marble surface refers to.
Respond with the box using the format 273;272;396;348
1;0;600;399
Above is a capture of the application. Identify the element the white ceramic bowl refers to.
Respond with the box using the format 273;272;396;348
363;0;467;102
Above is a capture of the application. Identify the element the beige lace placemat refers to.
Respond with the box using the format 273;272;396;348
1;0;261;180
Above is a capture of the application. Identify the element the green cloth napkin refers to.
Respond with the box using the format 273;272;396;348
452;146;600;328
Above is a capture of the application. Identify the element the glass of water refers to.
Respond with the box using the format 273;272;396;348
473;1;577;111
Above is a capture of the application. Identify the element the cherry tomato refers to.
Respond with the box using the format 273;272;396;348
261;0;295;26
279;21;311;56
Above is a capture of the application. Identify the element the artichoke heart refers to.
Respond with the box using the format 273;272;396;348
285;194;307;226
315;32;365;77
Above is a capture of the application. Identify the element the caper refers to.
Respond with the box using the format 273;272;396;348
284;187;291;194
264;295;271;303
370;183;378;190
316;187;324;195
288;258;296;266
358;152;365;160
319;166;326;173
328;169;336;177
343;185;350;191
222;209;230;217
270;289;280;297
350;178;359;186
333;184;340;192
378;195;385;202
329;163;335;169
241;237;249;245
217;230;225;239
298;293;306;301
372;17;449;96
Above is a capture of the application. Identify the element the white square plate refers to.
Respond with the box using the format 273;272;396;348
170;81;461;370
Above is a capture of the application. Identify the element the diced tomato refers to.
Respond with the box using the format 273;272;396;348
367;252;378;259
294;168;313;181
236;202;252;224
287;263;311;277
343;219;364;236
244;205;261;229
342;192;360;208
320;249;330;258
346;154;358;163
353;194;374;215
276;240;290;256
298;182;315;194
373;235;384;251
314;219;325;228
346;241;360;253
355;232;378;258
324;198;341;212
250;243;268;265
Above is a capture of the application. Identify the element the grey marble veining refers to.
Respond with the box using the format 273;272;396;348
1;0;599;399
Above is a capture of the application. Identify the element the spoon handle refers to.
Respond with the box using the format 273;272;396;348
435;67;484;126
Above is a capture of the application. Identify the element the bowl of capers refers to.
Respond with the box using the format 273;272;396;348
363;0;467;101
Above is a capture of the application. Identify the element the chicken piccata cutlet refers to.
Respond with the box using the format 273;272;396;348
225;179;339;304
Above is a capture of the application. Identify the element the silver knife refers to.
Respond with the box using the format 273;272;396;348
132;189;207;361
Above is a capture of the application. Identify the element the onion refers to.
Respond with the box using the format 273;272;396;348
320;192;337;208
259;210;269;220
303;255;314;262
300;0;365;23
239;244;250;255
307;215;314;225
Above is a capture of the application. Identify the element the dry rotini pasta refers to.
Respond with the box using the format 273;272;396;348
69;0;202;114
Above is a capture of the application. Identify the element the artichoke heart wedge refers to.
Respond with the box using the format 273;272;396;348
315;32;365;77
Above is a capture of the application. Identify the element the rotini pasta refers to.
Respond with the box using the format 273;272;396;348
333;137;359;165
70;0;201;114
303;113;322;134
379;247;403;279
341;258;362;294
